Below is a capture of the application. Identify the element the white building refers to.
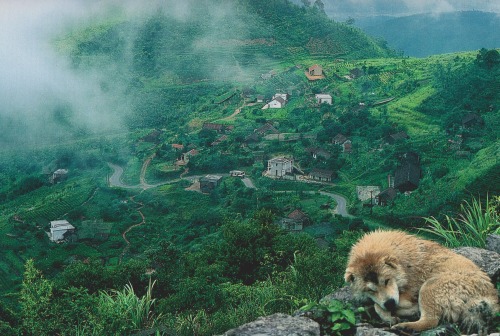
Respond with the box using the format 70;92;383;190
263;93;289;109
315;94;332;105
49;220;75;242
267;157;294;177
273;93;289;101
267;96;286;108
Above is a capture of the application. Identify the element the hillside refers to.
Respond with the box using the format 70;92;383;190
359;11;500;57
0;1;498;335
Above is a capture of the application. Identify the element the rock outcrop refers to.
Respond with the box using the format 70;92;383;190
219;313;320;336
220;237;500;336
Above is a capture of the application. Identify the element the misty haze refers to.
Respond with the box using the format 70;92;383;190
0;1;498;335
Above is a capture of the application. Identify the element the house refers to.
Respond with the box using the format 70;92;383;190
230;170;245;177
308;168;335;182
267;157;293;177
172;144;184;150
305;64;325;80
306;147;332;160
280;209;309;231
177;148;199;164
273;93;289;101
255;123;279;135
386;131;409;144
462;113;483;128
245;123;279;143
244;132;261;143
308;64;323;76
356;186;381;203
263;93;289;109
49;220;76;242
315;94;333;105
394;162;421;193
186;148;199;157
267;96;286;109
51;169;68;184
332;133;348;145
199;175;223;193
256;95;265;103
202;123;234;133
211;134;228;146
332;134;352;153
376;187;397;206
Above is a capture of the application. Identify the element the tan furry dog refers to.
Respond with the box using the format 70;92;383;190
344;230;498;333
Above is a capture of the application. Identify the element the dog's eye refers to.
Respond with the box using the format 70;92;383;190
384;279;390;286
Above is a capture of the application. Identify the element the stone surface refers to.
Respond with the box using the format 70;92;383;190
486;234;500;254
453;246;500;282
219;313;320;336
221;246;500;336
354;323;394;335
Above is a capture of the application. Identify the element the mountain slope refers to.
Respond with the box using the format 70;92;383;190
361;11;500;57
65;0;393;82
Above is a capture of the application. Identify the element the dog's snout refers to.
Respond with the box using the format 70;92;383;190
384;298;396;311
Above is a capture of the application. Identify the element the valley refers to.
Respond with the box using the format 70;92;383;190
0;1;498;335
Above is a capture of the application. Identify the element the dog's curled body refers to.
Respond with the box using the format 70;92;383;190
344;230;498;334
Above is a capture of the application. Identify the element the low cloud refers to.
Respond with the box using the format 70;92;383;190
0;0;269;147
0;0;132;146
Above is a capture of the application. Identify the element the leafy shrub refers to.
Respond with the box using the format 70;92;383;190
420;196;499;247
299;299;363;335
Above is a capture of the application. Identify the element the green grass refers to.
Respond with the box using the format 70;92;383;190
386;86;440;135
420;196;499;247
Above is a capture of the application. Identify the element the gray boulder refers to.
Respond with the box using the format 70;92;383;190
219;313;320;336
453;246;500;282
355;323;394;335
486;234;500;254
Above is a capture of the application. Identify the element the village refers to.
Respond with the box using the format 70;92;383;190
42;62;441;243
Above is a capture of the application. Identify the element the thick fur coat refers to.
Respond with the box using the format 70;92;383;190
344;230;498;333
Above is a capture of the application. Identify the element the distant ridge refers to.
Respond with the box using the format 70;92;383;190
360;11;500;57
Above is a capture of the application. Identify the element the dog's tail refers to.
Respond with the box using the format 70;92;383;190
460;298;499;336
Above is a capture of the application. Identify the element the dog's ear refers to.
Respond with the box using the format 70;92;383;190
383;256;398;269
344;269;355;283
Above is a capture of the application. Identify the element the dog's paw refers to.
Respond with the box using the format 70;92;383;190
388;316;400;325
391;322;411;330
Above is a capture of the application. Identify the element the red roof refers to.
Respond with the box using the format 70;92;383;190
309;64;321;72
172;144;184;150
288;209;308;221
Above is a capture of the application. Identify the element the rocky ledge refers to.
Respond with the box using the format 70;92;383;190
220;235;500;336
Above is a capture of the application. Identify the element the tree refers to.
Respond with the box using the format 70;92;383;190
145;240;183;297
476;48;500;69
58;259;114;293
20;260;55;335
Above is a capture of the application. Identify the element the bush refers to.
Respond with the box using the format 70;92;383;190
420;196;499;247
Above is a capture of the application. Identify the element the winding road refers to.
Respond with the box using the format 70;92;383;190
109;161;352;262
315;191;352;218
108;163;351;217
